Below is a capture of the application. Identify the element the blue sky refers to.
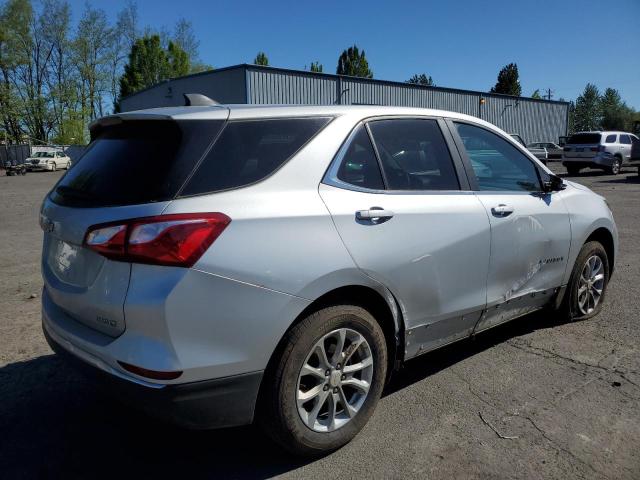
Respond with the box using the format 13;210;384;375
67;0;640;108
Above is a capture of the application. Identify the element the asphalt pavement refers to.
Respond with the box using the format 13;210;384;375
0;164;638;479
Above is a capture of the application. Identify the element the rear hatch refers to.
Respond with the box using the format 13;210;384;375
41;113;227;337
563;133;602;159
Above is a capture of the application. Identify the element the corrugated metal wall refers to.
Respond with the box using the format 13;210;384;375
246;67;568;144
121;65;568;144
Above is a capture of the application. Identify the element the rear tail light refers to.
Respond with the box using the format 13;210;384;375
84;213;231;267
590;147;599;152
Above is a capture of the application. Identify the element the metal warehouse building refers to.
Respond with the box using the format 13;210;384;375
120;64;569;144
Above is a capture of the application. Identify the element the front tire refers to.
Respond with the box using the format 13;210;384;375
562;241;610;320
260;305;387;456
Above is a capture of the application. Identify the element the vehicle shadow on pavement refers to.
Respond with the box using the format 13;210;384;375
0;310;570;479
384;309;569;396
595;175;640;185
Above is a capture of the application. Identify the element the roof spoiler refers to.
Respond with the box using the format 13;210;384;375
184;93;219;106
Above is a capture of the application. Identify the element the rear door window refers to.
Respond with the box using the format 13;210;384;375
51;120;223;208
180;117;331;196
367;118;460;191
620;134;631;145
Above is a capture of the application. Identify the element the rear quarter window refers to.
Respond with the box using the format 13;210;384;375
179;117;331;196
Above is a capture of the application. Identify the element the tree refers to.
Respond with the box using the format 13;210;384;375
407;73;434;86
0;0;31;142
531;89;542;99
118;35;169;100
108;1;138;108
117;35;190;104
600;88;633;131
173;18;211;73
573;83;602;131
73;4;114;124
309;61;322;73
167;41;190;77
254;52;268;66
336;45;372;78
490;63;521;96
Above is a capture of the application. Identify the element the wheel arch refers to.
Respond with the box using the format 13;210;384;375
262;284;405;391
585;227;615;274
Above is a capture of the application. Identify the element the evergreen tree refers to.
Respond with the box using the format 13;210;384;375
490;63;521;96
531;89;542;99
600;88;631;131
117;35;189;105
309;61;322;73
336;45;372;78
573;83;602;131
254;52;268;66
407;73;434;86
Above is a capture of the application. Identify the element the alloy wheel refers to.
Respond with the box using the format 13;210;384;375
296;328;374;432
577;255;605;315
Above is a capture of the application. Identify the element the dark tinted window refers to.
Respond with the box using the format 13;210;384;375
455;122;541;192
620;134;631;144
51;120;222;208
335;125;384;190
568;133;601;144
605;134;617;143
181;117;331;196
368;119;459;190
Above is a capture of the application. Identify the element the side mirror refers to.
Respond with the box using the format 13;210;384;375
542;173;565;193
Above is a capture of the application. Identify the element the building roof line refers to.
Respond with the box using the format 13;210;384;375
119;63;570;106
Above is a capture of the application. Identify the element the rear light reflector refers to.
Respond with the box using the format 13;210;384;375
118;361;183;380
590;147;598;152
84;213;230;267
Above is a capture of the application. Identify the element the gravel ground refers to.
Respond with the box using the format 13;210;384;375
0;165;639;479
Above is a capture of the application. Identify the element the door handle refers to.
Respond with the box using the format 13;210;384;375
491;204;514;217
356;208;394;222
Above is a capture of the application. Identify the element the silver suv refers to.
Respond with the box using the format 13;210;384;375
562;131;640;175
41;102;617;455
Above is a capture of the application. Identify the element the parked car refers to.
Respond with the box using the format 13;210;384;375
3;159;27;176
528;142;563;160
509;134;547;164
562;131;640;175
27;150;71;171
41;102;617;456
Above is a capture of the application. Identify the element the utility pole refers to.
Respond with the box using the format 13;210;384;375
545;88;554;101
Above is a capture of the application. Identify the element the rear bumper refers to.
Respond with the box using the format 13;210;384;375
562;153;615;167
44;324;263;429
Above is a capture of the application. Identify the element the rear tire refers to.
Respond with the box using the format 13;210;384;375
259;305;387;456
566;165;581;176
560;241;609;321
607;157;621;175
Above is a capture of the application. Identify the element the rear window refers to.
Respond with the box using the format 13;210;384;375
179;117;331;197
51;120;222;208
568;133;601;144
